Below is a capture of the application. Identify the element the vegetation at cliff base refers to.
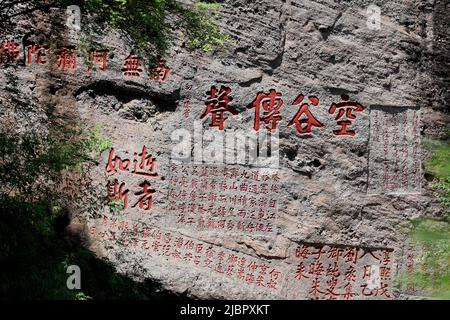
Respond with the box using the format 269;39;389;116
426;138;450;208
399;135;450;299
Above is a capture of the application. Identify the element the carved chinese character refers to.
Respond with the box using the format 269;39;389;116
132;146;158;177
88;49;109;72
27;44;49;65
296;245;311;259
56;46;77;71
295;262;309;281
149;58;170;81
107;179;130;209
0;41;20;64
200;85;238;130
328;94;364;136
310;277;322;298
247;89;283;132
106;146;158;177
122;51;142;77
132;181;156;210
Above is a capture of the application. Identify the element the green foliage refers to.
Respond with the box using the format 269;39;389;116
0;124;110;232
2;1;232;61
0;125;173;299
425;139;450;209
0;125;111;200
81;0;231;61
403;219;450;299
426;141;450;180
83;124;114;155
75;291;93;300
85;0;168;55
177;2;233;53
108;199;125;215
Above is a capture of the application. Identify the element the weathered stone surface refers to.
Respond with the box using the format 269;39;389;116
1;0;448;300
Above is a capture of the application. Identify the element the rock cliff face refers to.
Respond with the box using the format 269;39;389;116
1;0;448;299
